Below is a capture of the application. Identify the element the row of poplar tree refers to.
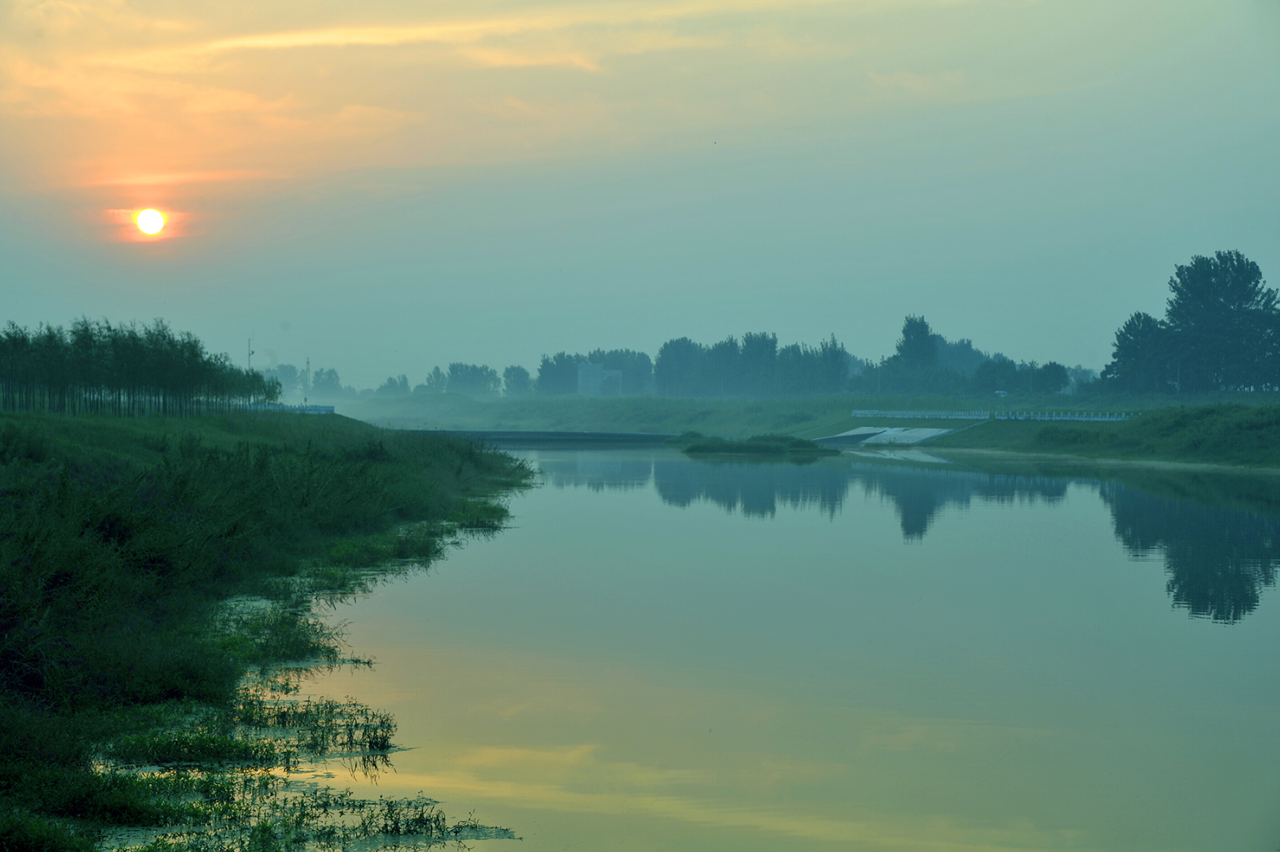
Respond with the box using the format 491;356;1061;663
0;319;279;416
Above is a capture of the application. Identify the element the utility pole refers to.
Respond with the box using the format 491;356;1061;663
304;356;310;406
248;337;255;372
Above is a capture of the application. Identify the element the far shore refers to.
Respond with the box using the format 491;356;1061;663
923;446;1280;477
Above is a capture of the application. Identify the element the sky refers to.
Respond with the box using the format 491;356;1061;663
2;0;1278;388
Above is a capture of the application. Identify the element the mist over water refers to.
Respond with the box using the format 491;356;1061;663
310;448;1280;852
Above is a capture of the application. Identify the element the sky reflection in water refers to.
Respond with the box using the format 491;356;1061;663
311;449;1280;851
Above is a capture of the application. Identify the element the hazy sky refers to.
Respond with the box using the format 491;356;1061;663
2;0;1278;387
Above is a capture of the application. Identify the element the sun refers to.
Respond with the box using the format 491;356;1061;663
136;209;165;235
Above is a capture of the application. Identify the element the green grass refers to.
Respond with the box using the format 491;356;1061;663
353;393;870;438
930;404;1280;467
344;391;1181;439
0;410;532;848
347;393;1280;469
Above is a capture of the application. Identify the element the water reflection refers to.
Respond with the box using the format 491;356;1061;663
1102;481;1280;623
534;450;1279;622
848;464;1069;539
539;453;1071;532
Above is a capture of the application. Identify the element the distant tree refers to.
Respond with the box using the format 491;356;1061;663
703;337;742;395
261;364;303;398
896;316;938;369
536;352;583;395
586;349;653;395
969;355;1019;394
311;368;343;397
651;332;855;397
502;365;532;396
1067;365;1099;389
415;366;447;394
1035;361;1070;394
816;335;851;393
861;316;963;394
654;338;704;397
775;343;809;395
740;332;778;396
447;363;500;397
377;375;410;396
934;337;989;376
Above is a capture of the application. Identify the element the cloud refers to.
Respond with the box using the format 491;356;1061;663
90;169;277;187
0;0;1139;201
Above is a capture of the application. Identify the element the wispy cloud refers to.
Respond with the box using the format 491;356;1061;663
89;169;278;187
0;0;1091;206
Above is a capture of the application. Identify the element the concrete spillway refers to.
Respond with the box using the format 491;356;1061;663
814;427;954;447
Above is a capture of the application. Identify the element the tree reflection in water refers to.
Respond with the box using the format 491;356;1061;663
1101;482;1280;623
532;450;1278;623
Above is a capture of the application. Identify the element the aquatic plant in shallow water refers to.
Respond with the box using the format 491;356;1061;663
101;670;517;851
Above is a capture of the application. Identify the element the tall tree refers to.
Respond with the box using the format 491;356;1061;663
502;365;532;396
653;338;704;397
416;367;447;394
704;337;742;396
1101;312;1169;392
1164;250;1276;391
376;375;410;396
740;332;777;396
447;363;501;396
896;315;938;369
586;349;654;395
311;368;344;397
536;352;583;395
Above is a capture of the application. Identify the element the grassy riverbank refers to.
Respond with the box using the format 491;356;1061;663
351;393;1280;469
929;405;1280;468
353;392;860;437
0;411;532;850
346;389;1278;432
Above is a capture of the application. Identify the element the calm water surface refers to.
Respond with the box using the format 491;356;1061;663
311;449;1280;852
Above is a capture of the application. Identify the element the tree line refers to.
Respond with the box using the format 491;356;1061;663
853;315;1078;396
289;328;1086;401
276;249;1269;401
0;319;279;416
1100;250;1278;393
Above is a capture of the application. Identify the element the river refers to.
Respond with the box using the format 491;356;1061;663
309;447;1280;852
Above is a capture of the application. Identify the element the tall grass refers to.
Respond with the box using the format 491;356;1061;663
0;411;532;848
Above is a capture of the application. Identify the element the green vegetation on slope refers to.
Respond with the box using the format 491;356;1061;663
346;389;1280;470
356;393;891;438
0;411;532;849
930;404;1280;467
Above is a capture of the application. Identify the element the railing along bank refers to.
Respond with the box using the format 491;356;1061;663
850;410;1135;422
